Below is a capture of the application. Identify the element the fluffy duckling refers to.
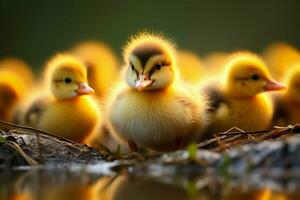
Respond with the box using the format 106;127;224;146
0;58;34;122
0;57;34;88
272;62;300;126
106;32;209;152
176;50;205;85
22;54;101;143
202;52;285;138
262;43;300;81
71;41;119;99
203;52;228;77
0;70;27;121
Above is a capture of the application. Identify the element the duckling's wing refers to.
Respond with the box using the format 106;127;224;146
24;97;49;127
203;86;229;114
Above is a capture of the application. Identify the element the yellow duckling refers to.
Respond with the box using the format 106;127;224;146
0;57;34;88
71;41;120;99
202;51;285;137
22;54;101;143
203;52;229;77
176;50;205;85
106;32;209;152
262;42;300;81
0;58;34;122
272;62;300;126
0;70;27;122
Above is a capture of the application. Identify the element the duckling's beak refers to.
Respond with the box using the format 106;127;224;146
135;74;154;91
263;79;286;91
75;82;94;95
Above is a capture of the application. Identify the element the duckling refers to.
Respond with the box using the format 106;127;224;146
0;58;34;123
203;52;228;77
0;70;27;121
202;52;285;138
272;62;300;126
71;41;120;99
106;32;209;152
262;43;300;81
176;50;205;85
22;54;101;143
0;57;34;88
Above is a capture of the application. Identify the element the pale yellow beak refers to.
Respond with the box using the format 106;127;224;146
135;74;154;91
75;82;94;95
263;79;286;91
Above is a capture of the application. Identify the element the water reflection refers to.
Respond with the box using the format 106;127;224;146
0;168;299;200
112;177;191;200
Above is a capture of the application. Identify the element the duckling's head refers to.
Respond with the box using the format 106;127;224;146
283;62;300;103
224;52;285;98
47;54;94;99
0;58;34;87
123;32;177;91
71;41;119;96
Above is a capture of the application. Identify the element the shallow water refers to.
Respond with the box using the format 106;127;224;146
1;165;299;200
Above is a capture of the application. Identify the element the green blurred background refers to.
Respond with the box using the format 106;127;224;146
0;0;299;70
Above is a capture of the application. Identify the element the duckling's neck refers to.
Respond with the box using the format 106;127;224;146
130;86;170;94
223;89;257;100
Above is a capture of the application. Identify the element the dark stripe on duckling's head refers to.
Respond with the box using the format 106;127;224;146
132;44;164;67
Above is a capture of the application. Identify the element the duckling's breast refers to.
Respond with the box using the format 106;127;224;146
109;88;204;151
38;96;100;142
224;94;273;131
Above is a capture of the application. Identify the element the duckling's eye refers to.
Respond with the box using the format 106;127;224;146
64;77;72;84
155;63;162;70
130;63;135;71
251;74;260;81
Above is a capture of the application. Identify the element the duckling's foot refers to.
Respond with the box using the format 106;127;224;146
128;140;138;152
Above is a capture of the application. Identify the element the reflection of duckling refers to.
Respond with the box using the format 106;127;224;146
223;188;272;200
0;57;34;88
262;43;300;81
22;54;101;143
9;194;32;200
272;62;300;126
202;52;285;137
111;176;189;200
71;41;119;99
107;32;209;152
176;50;204;85
0;70;27;121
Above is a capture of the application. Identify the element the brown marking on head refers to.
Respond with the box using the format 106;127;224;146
132;43;165;67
